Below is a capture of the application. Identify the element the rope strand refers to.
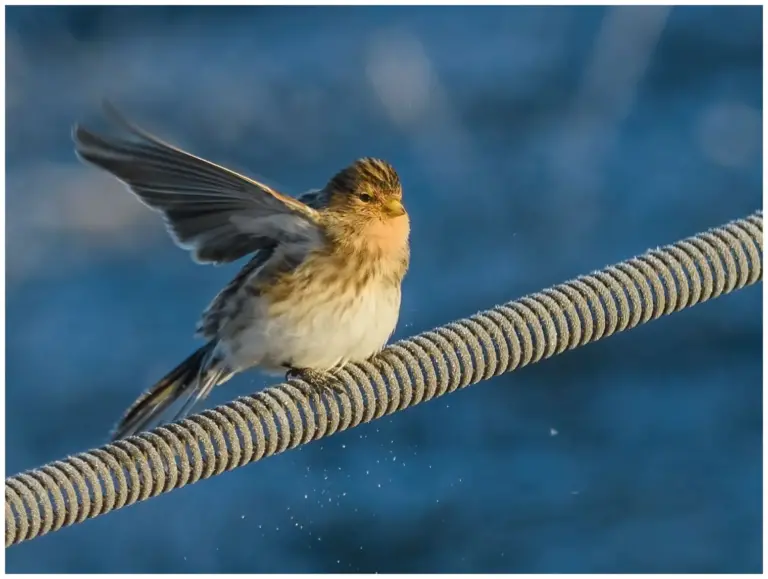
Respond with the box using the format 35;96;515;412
5;210;762;547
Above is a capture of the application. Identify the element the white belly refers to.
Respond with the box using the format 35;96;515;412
224;281;402;373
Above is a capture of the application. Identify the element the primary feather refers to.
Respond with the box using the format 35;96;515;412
72;102;321;264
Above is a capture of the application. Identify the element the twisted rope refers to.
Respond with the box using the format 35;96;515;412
6;211;763;547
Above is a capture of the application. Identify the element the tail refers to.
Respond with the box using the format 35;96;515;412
112;342;232;441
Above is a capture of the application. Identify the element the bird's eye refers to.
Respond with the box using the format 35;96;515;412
359;193;373;203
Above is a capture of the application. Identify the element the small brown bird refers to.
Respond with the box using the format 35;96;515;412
73;104;410;440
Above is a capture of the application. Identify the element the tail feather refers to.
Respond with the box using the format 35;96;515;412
112;342;231;440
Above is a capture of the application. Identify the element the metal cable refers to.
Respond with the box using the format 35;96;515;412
5;211;763;547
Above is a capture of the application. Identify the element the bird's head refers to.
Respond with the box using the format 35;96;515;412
324;158;406;222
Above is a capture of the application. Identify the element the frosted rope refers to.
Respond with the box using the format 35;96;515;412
5;211;762;547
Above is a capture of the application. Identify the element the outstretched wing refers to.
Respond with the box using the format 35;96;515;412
72;102;321;264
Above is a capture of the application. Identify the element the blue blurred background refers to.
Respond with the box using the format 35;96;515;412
5;5;762;573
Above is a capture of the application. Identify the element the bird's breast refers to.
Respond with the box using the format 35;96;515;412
238;249;401;369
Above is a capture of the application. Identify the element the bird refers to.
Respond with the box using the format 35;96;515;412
72;103;410;441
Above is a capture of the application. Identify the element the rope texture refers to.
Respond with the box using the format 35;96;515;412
6;211;763;547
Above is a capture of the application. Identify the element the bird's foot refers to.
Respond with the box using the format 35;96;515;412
286;368;348;396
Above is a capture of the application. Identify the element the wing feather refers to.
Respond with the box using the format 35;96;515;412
72;102;321;264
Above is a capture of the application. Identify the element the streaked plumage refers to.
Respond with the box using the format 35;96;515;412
73;103;410;440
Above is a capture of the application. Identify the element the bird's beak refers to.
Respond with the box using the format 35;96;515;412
383;198;406;218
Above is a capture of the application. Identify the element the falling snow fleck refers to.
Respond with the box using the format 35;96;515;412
550;428;559;436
